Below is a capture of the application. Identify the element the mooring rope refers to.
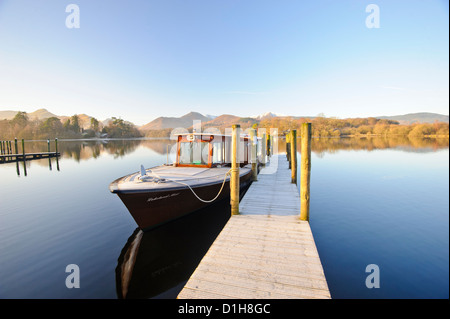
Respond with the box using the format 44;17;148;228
140;168;233;203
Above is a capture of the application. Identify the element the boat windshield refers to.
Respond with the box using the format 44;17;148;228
176;134;247;167
179;141;209;165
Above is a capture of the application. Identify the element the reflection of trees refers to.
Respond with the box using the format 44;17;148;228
59;139;143;162
1;138;179;163
7;137;448;164
59;139;177;161
278;136;449;156
139;139;176;155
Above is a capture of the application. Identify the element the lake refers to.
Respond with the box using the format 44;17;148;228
0;137;448;299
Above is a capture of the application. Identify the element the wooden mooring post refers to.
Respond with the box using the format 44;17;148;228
250;128;257;181
286;132;291;167
300;123;312;221
261;133;266;167
290;129;297;184
230;124;240;215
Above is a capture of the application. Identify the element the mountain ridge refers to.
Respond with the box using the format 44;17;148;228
1;109;448;130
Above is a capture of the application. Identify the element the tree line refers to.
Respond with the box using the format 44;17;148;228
0;112;142;140
258;116;449;138
144;115;449;138
2;111;448;140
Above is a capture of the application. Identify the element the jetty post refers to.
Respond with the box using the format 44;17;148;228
286;132;291;168
290;129;297;184
14;138;18;155
230;124;240;215
261;132;266;167
21;139;25;159
300;123;312;221
250;128;258;181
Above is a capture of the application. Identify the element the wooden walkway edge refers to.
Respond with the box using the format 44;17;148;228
0;152;60;164
177;154;331;299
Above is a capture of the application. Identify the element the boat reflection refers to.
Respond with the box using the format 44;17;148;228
115;198;232;299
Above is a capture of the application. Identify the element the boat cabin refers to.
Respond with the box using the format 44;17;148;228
175;133;250;168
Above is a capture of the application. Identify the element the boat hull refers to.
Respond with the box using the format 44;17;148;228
114;169;252;231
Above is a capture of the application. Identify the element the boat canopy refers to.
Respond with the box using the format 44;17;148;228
175;133;251;168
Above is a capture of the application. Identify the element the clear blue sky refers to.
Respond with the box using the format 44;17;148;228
0;0;448;125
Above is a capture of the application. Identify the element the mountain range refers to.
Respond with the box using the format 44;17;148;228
0;109;448;131
138;111;449;130
0;108;109;130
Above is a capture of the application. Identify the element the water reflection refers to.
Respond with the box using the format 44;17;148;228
12;153;60;177
10;136;450;163
279;136;448;158
3;137;447;176
115;198;231;299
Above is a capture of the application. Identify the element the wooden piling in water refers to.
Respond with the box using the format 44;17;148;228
286;132;291;168
230;124;240;215
290;129;297;185
300;123;312;221
261;133;266;167
250;128;257;181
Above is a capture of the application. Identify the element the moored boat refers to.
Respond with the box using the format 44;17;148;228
109;133;253;230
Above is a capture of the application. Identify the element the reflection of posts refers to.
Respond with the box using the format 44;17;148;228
300;123;312;221
230;124;240;215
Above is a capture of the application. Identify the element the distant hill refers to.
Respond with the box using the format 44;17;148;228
376;112;449;124
252;112;284;120
29;108;58;120
0;108;58;120
0;108;106;130
0;110;19;120
140;111;211;130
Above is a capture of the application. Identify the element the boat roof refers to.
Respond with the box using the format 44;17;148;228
176;132;260;139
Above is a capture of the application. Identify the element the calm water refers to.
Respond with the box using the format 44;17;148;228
0;137;448;299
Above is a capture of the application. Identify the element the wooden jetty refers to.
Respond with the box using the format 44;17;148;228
177;150;331;299
0;138;60;164
0;152;60;163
